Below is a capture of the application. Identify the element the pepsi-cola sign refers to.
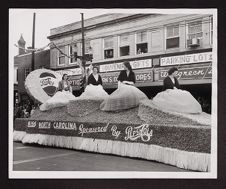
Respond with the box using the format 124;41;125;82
25;69;62;103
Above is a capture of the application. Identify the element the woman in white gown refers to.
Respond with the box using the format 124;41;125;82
79;66;109;99
152;67;202;114
40;74;76;111
100;61;148;111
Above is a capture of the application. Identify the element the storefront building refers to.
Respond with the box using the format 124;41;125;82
14;36;50;105
47;13;213;111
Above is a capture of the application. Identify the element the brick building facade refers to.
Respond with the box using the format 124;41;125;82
47;13;213;92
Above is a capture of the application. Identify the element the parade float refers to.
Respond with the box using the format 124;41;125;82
13;69;211;172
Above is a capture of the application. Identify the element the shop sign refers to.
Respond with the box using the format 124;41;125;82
157;65;212;81
160;52;212;66
26;120;154;143
100;59;152;72
55;68;82;76
101;69;153;86
67;75;81;87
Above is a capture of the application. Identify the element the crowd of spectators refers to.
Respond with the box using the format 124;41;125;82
14;100;39;120
197;96;211;114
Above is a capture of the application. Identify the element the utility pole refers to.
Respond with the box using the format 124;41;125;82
31;12;36;71
81;13;85;68
79;13;86;93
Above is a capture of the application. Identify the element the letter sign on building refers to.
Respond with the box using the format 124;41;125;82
160;52;212;66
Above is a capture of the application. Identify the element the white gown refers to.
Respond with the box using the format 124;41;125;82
79;84;109;100
100;82;148;111
40;90;76;111
152;89;202;114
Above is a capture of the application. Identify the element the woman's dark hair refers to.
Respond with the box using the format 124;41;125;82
62;74;68;80
123;61;132;71
168;67;178;75
93;66;99;73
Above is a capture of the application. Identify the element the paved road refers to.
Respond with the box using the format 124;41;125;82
13;142;189;172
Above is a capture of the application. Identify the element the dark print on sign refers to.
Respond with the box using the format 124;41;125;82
25;69;61;103
39;72;58;97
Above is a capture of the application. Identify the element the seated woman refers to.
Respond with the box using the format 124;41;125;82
40;74;76;111
100;61;148;111
152;67;202;114
79;66;109;99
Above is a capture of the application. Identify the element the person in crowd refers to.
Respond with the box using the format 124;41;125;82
14;104;19;120
79;66;109;99
23;106;30;118
40;74;76;111
152;67;202;114
17;106;24;118
100;61;148;111
30;105;36;116
26;101;32;115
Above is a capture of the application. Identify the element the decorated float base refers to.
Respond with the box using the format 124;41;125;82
14;100;211;172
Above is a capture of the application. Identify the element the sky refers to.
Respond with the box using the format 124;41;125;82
9;9;114;67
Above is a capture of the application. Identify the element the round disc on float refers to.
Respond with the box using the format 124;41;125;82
25;69;62;103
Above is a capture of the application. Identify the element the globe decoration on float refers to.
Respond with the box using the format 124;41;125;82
25;69;62;103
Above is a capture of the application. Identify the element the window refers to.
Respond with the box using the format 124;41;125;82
14;67;18;84
84;41;93;61
119;34;130;56
210;17;213;44
188;20;203;40
69;44;78;64
24;68;30;79
104;37;114;59
16;68;18;83
136;31;148;54
120;46;130;56
58;46;66;65
85;41;91;54
166;25;179;49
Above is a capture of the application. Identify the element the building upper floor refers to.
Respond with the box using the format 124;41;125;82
47;13;213;69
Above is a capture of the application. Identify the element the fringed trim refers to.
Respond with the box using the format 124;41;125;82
13;131;27;142
22;133;210;172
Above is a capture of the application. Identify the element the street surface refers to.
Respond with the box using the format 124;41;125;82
13;142;190;172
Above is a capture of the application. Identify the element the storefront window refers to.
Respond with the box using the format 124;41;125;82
136;31;148;54
166;25;179;49
104;37;114;59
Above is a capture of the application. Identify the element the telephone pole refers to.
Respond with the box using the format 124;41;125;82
31;13;36;71
81;13;85;68
79;13;86;93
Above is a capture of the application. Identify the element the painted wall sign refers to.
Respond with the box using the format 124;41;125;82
101;69;153;87
157;65;212;81
100;59;152;72
25;69;62;103
160;52;212;66
67;75;81;87
55;68;82;76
